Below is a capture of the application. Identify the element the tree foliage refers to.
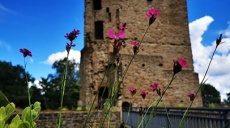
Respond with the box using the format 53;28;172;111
0;58;80;110
0;61;36;108
40;58;80;110
224;92;230;104
201;83;221;107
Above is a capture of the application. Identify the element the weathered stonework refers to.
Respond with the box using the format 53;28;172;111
36;111;120;128
80;0;202;108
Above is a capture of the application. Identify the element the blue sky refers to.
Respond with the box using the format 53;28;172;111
187;1;230;46
1;0;230;101
0;0;84;79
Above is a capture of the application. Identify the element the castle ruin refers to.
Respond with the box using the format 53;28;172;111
79;0;202;108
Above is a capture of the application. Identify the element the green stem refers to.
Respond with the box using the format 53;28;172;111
99;25;150;127
88;76;110;128
178;46;218;128
98;65;121;127
23;58;31;107
138;74;176;128
165;106;172;128
125;103;132;125
23;58;33;128
58;53;70;128
0;90;10;104
83;55;117;128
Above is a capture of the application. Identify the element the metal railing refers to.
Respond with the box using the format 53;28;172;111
122;107;230;128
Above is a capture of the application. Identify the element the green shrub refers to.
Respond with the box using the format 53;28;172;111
223;104;229;108
208;103;215;108
111;106;119;110
156;103;164;108
76;107;83;111
177;104;184;108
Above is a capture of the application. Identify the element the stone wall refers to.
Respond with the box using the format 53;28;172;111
80;0;202;108
36;111;121;128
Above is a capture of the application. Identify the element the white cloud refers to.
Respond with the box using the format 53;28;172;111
43;49;81;65
34;79;42;89
189;16;214;63
189;16;230;101
28;79;42;89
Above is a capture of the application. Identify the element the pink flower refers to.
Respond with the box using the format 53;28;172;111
140;90;149;99
65;29;80;41
20;48;32;57
150;83;161;96
107;30;125;40
128;86;137;96
65;29;79;52
119;23;128;31
146;7;160;26
107;29;126;54
66;42;76;53
131;41;139;54
173;58;188;74
150;83;159;91
130;41;139;47
177;59;189;68
187;93;197;101
146;7;160;18
128;86;136;92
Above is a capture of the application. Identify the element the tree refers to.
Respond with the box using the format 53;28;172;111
30;85;45;108
201;83;221;107
224;93;230;104
40;58;80;110
0;61;35;108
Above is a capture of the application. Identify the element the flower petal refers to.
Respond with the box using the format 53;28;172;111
107;30;116;39
117;30;125;39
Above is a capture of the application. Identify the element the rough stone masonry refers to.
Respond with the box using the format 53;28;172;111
79;0;202;108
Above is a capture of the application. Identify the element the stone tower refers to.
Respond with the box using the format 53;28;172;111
79;0;202;108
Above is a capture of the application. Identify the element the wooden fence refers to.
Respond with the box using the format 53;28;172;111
122;107;230;128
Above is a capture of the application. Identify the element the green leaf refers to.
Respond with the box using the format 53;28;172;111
0;120;5;128
4;123;9;128
31;110;39;121
9;115;22;128
18;121;30;128
21;107;31;122
33;102;41;113
5;103;15;114
5;103;15;122
0;107;7;121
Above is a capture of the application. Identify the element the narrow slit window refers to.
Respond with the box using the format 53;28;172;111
147;0;153;1
94;21;104;39
93;0;102;10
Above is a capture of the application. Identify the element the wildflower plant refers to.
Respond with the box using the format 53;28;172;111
178;33;224;128
128;86;137;96
0;48;41;128
58;29;80;128
140;90;149;99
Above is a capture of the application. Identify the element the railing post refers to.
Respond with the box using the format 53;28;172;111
223;110;229;128
166;108;170;128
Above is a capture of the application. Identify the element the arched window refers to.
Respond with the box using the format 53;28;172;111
122;102;132;109
98;87;108;108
